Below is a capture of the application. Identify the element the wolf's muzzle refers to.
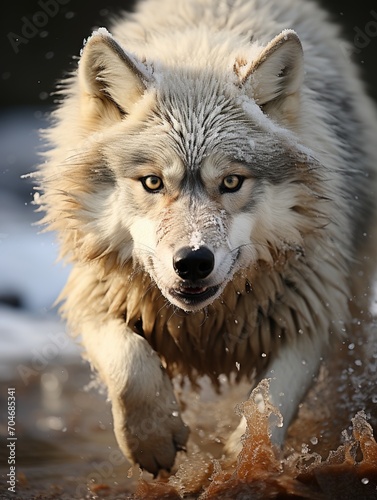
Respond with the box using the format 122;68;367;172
171;246;218;308
173;246;214;281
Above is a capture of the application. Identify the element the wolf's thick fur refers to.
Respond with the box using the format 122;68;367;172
36;0;377;474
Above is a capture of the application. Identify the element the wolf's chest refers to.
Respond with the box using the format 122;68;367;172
122;265;305;385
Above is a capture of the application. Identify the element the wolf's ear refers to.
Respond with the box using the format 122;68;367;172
239;30;304;125
78;29;151;125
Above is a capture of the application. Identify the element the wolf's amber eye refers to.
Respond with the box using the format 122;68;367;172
141;175;164;193
220;175;244;193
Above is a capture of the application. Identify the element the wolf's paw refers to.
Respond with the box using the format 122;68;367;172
125;405;189;475
111;372;189;476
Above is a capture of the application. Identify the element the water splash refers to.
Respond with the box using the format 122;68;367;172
135;380;377;499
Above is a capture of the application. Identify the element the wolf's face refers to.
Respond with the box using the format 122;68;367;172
49;30;323;312
97;94;257;310
100;79;315;311
123;153;257;311
104;81;269;311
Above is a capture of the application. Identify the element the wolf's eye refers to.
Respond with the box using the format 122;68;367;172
141;175;164;193
220;175;244;193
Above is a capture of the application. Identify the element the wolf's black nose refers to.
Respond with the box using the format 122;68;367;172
173;246;215;281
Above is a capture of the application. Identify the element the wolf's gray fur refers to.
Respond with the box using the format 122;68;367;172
35;0;377;475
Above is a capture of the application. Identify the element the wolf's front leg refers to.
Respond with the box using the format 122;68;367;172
226;333;324;455
81;319;189;475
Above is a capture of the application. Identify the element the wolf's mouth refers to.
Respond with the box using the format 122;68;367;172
170;284;220;306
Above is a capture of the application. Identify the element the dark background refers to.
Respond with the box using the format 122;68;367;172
1;0;377;108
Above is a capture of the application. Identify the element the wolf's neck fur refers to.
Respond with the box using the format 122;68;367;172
62;249;348;387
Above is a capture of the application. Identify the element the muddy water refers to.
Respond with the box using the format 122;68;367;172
1;320;377;499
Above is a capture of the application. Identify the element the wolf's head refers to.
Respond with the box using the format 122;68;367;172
41;28;326;312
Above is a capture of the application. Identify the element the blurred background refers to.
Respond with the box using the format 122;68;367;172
0;0;376;496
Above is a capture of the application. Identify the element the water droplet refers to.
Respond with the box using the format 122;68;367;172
45;51;54;60
372;395;377;403
348;343;355;350
39;91;49;101
65;11;75;19
361;477;369;485
234;319;238;324
261;352;267;358
235;362;240;371
172;411;179;417
310;436;318;445
355;359;362;367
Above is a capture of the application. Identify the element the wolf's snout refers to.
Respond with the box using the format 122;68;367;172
173;246;215;281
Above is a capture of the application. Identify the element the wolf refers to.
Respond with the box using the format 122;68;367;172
35;0;377;475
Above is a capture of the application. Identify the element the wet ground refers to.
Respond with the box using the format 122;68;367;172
1;316;377;499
